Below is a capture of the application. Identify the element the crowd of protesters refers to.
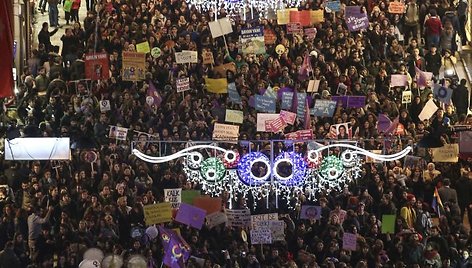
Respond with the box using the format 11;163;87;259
1;0;472;267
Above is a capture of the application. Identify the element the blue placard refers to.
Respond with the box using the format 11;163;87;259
326;1;341;12
228;82;242;104
281;92;294;110
255;95;276;113
311;100;337;117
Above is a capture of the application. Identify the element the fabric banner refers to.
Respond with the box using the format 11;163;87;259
415;66;433;88
433;84;453;104
347;96;366;108
205;78;228;94
241;27;266;55
122;52;146;81
300;205;321;219
175;203;207;230
331;96;348;107
228;82;242;104
290;10;311;26
431;144;459;162
144;203;172;225
193;196;222;214
226;209;251;227
310;10;324;24
344;6;369;32
277;9;290;25
85;53;110;80
146;81;162;107
181;190;201;204
164;188;182;209
158;227;191;268
377;114;392;132
256;95;277;113
213;123;239;140
225;109;244;124
176;77;190;93
312;100;337;117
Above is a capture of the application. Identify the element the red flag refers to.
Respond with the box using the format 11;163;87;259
0;0;14;98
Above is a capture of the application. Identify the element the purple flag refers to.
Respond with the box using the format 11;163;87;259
347;96;366;108
331;96;348;108
158;226;191;268
175;203;207;230
300;205;321;220
377;114;392;133
146;81;162;107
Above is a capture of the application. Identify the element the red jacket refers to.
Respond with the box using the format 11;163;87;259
425;16;442;36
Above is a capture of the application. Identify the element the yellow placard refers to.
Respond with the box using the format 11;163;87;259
205;78;228;94
277;9;290;25
212;123;239;141
225;109;244;124
143;203;172;225
136;41;151;53
310;10;324;24
431;144;459;162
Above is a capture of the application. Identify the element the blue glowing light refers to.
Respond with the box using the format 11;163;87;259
273;152;307;186
237;152;270;187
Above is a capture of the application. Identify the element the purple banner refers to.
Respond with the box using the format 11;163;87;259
347;96;366;108
175;203;207;230
331;96;348;108
345;6;369;32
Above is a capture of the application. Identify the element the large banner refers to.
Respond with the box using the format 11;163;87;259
240;27;266;55
122;52;146;81
85;53;109;80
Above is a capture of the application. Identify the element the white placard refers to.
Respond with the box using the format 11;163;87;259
418;99;438;121
164;188;182;209
176;77;190;93
206;212;228;229
175;50;198;64
99;100;111;112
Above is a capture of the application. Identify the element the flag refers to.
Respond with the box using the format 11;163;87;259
304;98;311;130
0;0;14;98
158;226;191;268
175;203;207;230
415;66;433;88
146;81;162;107
329;125;337;139
264;85;277;99
432;187;444;216
385;117;399;135
298;53;312;80
205;78;228;94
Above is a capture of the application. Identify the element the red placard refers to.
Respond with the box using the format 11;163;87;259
85;53;110;80
290;10;311;27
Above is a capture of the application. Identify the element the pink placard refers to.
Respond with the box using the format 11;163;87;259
280;110;297;125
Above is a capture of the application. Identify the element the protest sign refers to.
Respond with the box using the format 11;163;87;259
175;203;207;230
388;2;405;13
277;9;290;25
206;212;228;229
433;84;453;104
136;41;151;53
208;17;233;38
304;28;317;40
176;77;190;93
99;100;111;112
226;209;251;227
326;1;341;12
337;83;348;95
281;92;294;110
342;233;357;251
205;78;228;94
193;196;222;214
347;96;366;108
181;190;201;204
256;113;280;132
251;213;278;229
300;205;321;220
310;10;324;24
255;95;277;113
225;109;244;124
269;116;287;132
270;221;285;241
344;6;369;31
227;82;242;104
432;144;459;162
122;52;146;81
312;100;337;117
331;96;348;108
307;79;320;92
404;155;423;169
85;53;109;80
150;47;161;58
296;93;307;119
143;203;172;225
381;215;396;234
164;188;182;209
460;131;472;153
290;10;310;26
240;27;266;55
285;129;313;140
109;126;128;141
418;99;438;121
280;110;297;125
402;91;412;104
202;50;214;65
213;123;239;141
390;74;408;87
250;228;272;244
175;50;198;64
213;62;237;77
286;23;302;34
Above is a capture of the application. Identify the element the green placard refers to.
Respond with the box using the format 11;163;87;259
181;190;201;204
381;214;396;234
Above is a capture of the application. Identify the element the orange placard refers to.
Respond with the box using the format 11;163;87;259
388;2;405;13
290;10;311;26
193;196;222;214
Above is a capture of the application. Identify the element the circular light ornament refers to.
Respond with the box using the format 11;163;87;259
200;157;226;184
186;153;203;169
341;150;357;168
223;150;240;168
318;155;344;187
237;152;271;186
273;152;307;186
306;150;322;168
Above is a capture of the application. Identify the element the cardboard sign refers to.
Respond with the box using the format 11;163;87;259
280;110;296;125
122;52;146;81
136;41;151;53
85;52;110;80
388;2;405;13
264;29;277;45
281;92;294;110
175;50;198;64
208;17;233;38
213;123;239;141
176;77;190;93
255;95;277;113
307;79;320;92
390;74;408;87
300;205;321;220
109;126;128;141
193;196;222;214
402;90;412;104
381;215;396;234
342;233;357;251
225;109;244;124
240;27;266;55
326;1;341;12
269;116;287;132
164;188;182;209
290;10;311;26
270;220;285;241
206;212;228;229
202;50;214;65
256;113;280;132
143;203;172;225
432;144;459;162
250;228;272;244
251;213;278;229
310;10;324;24
312;100;337;117
286;23;302;34
225;209;251;227
418;99;438;121
99;100;111;112
344;6;369;32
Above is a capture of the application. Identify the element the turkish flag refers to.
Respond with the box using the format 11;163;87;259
0;0;14;98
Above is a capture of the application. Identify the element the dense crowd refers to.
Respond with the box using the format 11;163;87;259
0;0;472;267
